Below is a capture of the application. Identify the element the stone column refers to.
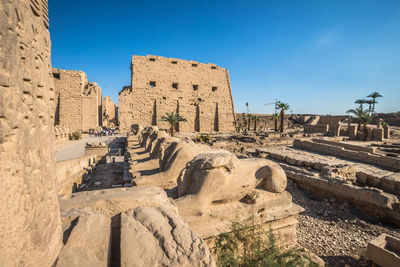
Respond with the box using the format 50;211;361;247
0;1;62;266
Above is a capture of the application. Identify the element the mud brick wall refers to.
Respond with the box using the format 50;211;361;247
53;68;101;132
119;55;236;133
102;96;118;127
0;0;62;265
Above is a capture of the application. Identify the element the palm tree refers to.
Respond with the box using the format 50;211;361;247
272;113;279;132
367;92;383;113
346;107;374;140
278;102;290;132
247;114;254;131
346;107;363;129
359;110;375;141
365;99;375;115
253;115;260;131
354;99;367;110
161;112;187;136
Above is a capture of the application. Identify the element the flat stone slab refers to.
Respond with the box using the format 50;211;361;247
59;186;177;216
57;208;110;267
121;206;215;267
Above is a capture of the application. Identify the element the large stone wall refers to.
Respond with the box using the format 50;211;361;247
0;0;62;265
53;68;101;132
119;55;236;133
102;96;118;127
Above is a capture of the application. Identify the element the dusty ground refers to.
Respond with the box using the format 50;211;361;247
287;179;400;266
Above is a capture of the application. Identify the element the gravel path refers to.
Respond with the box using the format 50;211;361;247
287;179;400;266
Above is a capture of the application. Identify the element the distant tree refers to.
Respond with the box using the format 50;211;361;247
365;99;376;115
253;115;260;131
278;103;290;132
272;113;279;132
247;114;254;131
346;107;363;129
346;107;374;140
161;112;187;137
367;92;383;113
359;110;375;141
354;99;367;110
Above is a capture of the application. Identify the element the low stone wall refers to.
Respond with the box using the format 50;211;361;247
282;164;400;226
56;154;97;195
294;139;400;171
312;138;376;153
304;124;329;134
85;145;109;161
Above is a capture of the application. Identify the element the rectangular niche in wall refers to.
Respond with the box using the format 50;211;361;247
172;83;179;89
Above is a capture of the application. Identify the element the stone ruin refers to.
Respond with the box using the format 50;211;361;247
101;96;118;128
118;55;236;133
0;0;61;265
53;68;102;132
0;2;216;266
54;125;72;141
126;125;303;247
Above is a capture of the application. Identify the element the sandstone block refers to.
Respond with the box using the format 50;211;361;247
57;209;110;267
365;234;400;267
120;207;215;267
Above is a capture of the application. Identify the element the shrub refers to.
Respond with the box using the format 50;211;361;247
69;131;81;140
213;217;317;267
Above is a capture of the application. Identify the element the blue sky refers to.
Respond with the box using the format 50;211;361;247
50;0;400;115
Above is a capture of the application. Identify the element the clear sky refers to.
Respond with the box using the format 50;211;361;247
49;0;400;115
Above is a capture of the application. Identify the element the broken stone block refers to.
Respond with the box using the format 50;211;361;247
120;207;215;267
57;208;110;267
365;234;400;267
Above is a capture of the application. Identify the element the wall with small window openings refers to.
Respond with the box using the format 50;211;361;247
119;54;236;132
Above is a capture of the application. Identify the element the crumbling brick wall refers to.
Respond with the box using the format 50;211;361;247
53;69;101;132
119;55;236;132
0;0;62;265
102;96;118;127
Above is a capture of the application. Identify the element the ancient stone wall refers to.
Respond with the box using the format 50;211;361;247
102;96;118;127
119;55;236;133
53;68;101;132
0;0;62;265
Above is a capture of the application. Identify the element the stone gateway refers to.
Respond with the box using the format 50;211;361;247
119;55;236;133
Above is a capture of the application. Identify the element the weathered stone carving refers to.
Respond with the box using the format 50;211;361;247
176;152;287;216
121;206;216;267
0;0;62;265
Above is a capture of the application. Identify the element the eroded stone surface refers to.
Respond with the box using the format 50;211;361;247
0;1;62;265
59;186;177;216
121;206;215;267
57;208;110;267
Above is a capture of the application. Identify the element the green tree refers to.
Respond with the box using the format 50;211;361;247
272;113;279;132
346;107;375;141
346;107;363;129
359;110;375;141
247;114;254;131
367;91;383;113
354;99;367;110
278;103;290;132
161;112;187;136
365;99;375;115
